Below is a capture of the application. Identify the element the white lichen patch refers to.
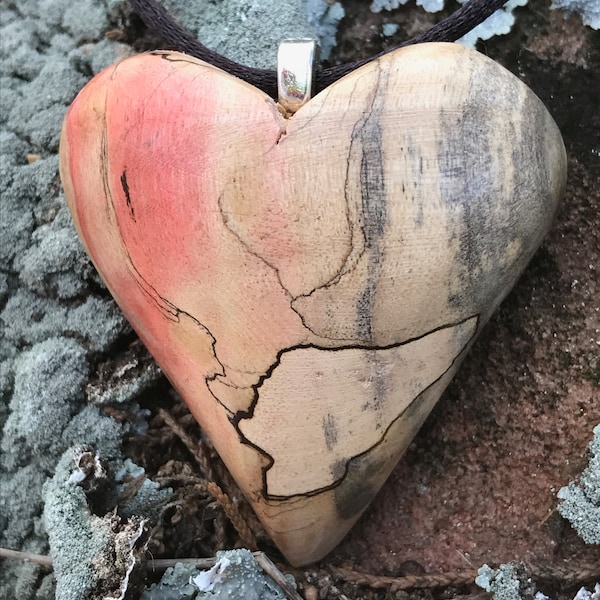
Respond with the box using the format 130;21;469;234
557;423;600;543
552;0;600;29
371;0;599;47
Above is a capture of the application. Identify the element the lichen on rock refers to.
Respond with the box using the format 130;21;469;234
43;446;172;600
141;549;295;600
557;424;600;544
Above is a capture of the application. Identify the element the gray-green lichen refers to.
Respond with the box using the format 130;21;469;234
43;447;127;600
551;0;600;29
43;446;172;600
475;562;544;600
371;0;599;48
475;563;523;600
0;4;154;596
141;549;294;600
557;423;600;544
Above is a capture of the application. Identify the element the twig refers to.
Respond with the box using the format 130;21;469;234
150;551;303;600
207;481;258;551
1;547;302;600
0;547;53;568
5;545;598;599
0;546;228;572
255;552;304;600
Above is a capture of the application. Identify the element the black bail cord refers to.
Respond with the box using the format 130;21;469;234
128;0;510;98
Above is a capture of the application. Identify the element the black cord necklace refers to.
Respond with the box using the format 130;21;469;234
128;0;510;98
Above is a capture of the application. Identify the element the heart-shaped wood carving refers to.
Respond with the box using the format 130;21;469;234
60;42;566;566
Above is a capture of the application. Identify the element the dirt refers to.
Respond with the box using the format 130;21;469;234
120;1;599;598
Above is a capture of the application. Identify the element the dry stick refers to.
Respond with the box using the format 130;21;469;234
4;547;599;595
255;552;305;600
0;548;302;600
153;552;303;600
207;481;258;551
0;547;53;568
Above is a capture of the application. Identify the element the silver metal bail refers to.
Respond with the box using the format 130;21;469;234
277;39;318;115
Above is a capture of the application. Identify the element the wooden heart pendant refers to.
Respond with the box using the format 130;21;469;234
59;42;566;566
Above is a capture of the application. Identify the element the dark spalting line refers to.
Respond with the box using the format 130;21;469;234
283;78;367;298
216;70;394;343
102;110;479;504
230;313;480;502
119;256;235;416
349;62;390;415
291;84;372;342
218;184;360;345
334;357;451;520
239;76;371;339
154;51;196;64
213;68;394;344
99;109;115;226
97;104;232;418
215;193;298;312
322;414;338;451
120;170;135;221
350;61;387;344
108;227;233;415
120;249;234;418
